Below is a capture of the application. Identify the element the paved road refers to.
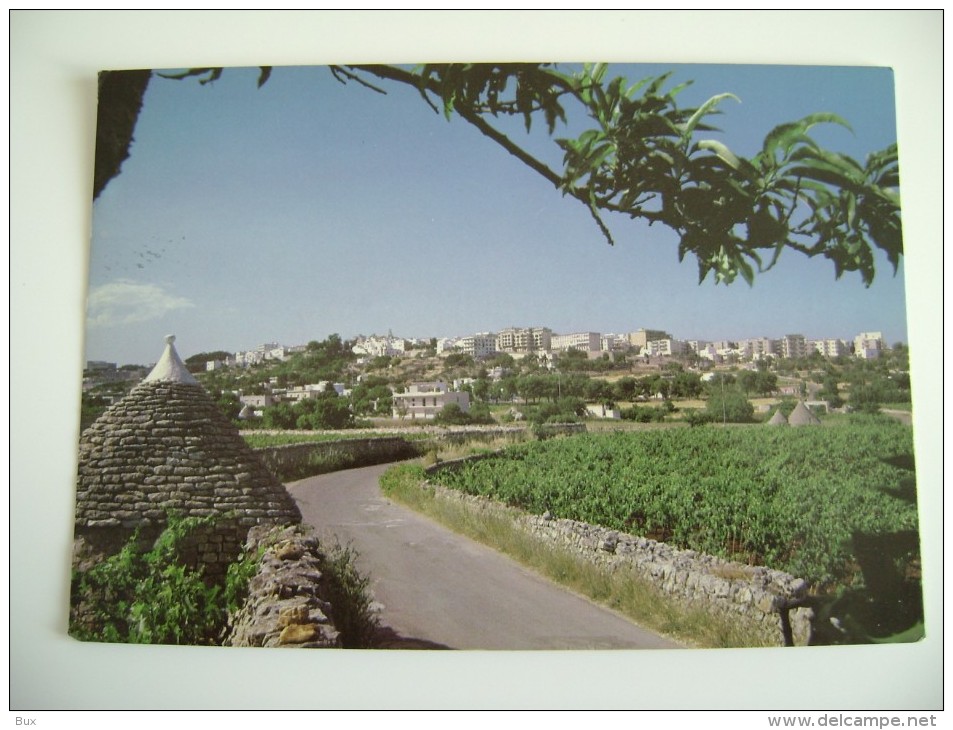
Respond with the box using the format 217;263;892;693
288;463;681;650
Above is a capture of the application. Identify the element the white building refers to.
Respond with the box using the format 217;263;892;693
239;393;276;408
693;342;722;362
392;382;470;420
352;335;406;358
551;332;602;352
813;338;849;358
284;382;346;403
629;329;670;351
435;338;461;354
460;333;498;359
586;403;621;419
735;338;778;361
781;334;809;359
496;327;552;353
644;338;688;357
854;331;885;359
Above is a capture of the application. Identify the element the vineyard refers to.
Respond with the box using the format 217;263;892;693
434;415;919;592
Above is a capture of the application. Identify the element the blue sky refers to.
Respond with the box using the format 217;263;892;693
86;63;907;365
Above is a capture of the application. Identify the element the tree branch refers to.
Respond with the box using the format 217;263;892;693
346;65;565;187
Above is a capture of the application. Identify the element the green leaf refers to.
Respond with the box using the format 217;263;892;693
681;93;740;137
696;139;742;170
737;257;755;286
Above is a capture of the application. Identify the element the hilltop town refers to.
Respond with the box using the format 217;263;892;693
80;325;909;431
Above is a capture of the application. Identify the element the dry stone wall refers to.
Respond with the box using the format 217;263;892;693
425;461;813;647
517;512;813;646
254;437;420;482
225;524;341;648
251;425;585;483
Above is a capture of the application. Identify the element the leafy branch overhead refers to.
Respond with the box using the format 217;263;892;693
102;63;902;287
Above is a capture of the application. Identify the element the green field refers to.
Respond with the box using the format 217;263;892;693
433;414;919;591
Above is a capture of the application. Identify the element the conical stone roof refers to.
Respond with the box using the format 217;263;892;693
74;336;301;530
767;409;789;426
787;400;821;427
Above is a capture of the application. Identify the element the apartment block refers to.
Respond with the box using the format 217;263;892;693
460;333;499;359
854;331;885;359
629;329;671;351
644;338;688;357
738;337;780;360
496;327;552;353
813;338;849;358
551;332;602;352
780;334;809;359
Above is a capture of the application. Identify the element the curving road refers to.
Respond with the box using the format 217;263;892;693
287;463;681;650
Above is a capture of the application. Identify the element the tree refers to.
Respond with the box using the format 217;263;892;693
433;402;471;426
705;388;755;423
213;390;242;422
613;376;639;404
737;370;758;395
471;376;491;403
585;378;615;405
95;64;901;287
819;375;845;409
754;371;778;397
350;378;394;416
184;350;232;373
443;353;474;369
671;370;703;399
262;402;297;430
295;391;354;430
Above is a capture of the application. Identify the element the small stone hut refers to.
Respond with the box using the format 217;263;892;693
73;335;301;576
766;409;789;426
787;400;822;427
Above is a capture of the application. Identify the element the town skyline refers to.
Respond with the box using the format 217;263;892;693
84;62;909;368
91;321;897;369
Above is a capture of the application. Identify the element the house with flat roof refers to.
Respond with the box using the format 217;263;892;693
392;381;470;420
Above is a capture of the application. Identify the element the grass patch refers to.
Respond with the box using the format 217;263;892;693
380;464;760;649
318;540;381;649
242;431;400;449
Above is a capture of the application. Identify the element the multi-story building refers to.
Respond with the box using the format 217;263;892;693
435;338;460;354
854;331;885;359
284;382;346;403
644;338;688;357
352;335;406;358
629;329;670;352
738;337;779;361
235;343;283;367
813;338;849;358
551;332;601;352
780;334;809;359
460;333;498;359
495;327;552;353
392;382;470;420
602;333;630;351
693;342;721;362
239;393;276;409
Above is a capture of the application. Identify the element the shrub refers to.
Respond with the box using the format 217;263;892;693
319;541;380;648
620;405;668;423
71;516;232;645
433;402;472;425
